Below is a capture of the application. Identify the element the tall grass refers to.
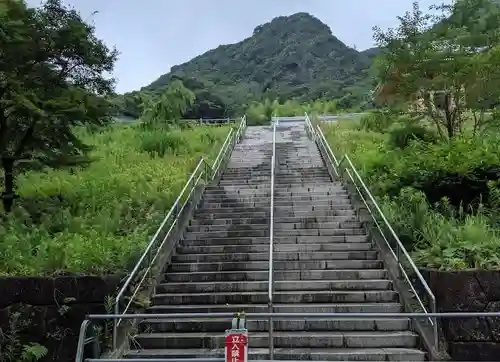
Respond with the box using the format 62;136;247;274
321;114;500;270
0;124;231;276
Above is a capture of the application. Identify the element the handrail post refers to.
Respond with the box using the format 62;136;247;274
268;120;276;360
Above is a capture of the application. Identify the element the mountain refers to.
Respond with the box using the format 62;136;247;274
117;13;378;117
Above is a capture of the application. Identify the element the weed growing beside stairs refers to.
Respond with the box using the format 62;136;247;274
320;113;500;270
0;124;231;276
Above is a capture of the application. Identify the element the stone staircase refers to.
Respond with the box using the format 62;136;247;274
125;123;426;361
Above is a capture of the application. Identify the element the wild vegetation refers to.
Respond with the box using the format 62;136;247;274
322;0;500;270
0;123;230;276
0;0;232;276
245;99;343;125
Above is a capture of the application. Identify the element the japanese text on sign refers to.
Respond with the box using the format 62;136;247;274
225;331;247;362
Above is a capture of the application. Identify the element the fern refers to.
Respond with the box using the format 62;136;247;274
20;343;48;362
0;310;47;362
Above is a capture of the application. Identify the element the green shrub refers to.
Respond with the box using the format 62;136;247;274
139;128;191;157
382;188;500;270
382;135;500;208
359;110;394;133
320;116;500;270
388;124;438;149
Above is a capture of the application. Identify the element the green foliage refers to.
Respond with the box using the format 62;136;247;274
0;0;118;212
322;115;500;270
358;110;394;132
373;0;500;139
0;310;47;362
139;127;223;157
383;187;500;270
113;77;229;120
245;99;342;125
388;124;437;149
141;80;195;127
138;13;374;113
0;124;231;275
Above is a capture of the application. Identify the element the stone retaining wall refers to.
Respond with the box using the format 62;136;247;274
0;275;122;362
422;269;500;361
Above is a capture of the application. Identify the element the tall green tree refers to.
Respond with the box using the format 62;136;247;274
141;80;195;126
0;0;118;212
373;0;500;139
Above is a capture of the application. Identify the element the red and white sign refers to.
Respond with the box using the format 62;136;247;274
225;329;248;362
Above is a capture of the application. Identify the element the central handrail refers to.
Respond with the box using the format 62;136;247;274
305;112;439;354
268;120;276;360
112;115;247;350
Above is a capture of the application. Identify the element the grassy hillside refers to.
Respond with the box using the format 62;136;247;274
321;112;500;270
0;124;231;276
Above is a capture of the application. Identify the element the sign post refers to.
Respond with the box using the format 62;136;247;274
225;313;248;362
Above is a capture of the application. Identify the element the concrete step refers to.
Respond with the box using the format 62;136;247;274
195;208;356;218
165;269;389;283
274;209;356;217
199;199;351;209
220;175;332;182
139;317;408;333
274;204;354;212
132;331;418;349
221;171;331;177
220;174;332;180
152;290;398;304
179;235;370;246
219;180;333;186
202;193;348;202
221;172;331;179
189;215;357;226
205;184;344;192
220;177;270;182
204;189;348;196
183;228;366;240
186;221;362;232
171;251;378;263
124;347;426;361
198;205;356;215
147;302;402;314
177;243;373;255
156;279;392;294
274;229;366;236
168;259;383;273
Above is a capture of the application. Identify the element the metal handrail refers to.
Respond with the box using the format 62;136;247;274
304;113;316;141
268;121;276;360
112;116;247;350
75;320;99;362
211;128;234;175
306;113;439;353
84;311;500;321
78;310;500;362
212;115;246;176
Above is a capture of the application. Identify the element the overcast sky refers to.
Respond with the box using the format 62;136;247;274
27;0;452;94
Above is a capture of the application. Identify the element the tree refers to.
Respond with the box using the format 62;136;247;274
112;91;145;119
141;80;195;126
372;0;500;139
0;0;118;212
